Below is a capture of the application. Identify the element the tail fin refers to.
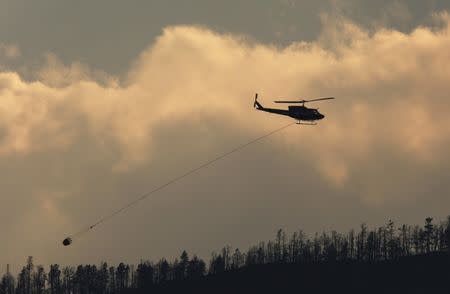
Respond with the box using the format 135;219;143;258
254;93;263;109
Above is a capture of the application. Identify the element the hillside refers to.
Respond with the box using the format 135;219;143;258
143;252;450;294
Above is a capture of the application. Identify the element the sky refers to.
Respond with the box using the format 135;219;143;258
1;0;450;272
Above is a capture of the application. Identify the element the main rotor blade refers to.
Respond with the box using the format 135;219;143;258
274;100;304;103
274;97;335;103
304;97;335;103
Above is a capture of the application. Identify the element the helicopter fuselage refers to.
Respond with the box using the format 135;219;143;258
288;105;325;121
255;104;325;121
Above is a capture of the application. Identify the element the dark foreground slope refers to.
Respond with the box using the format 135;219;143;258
130;252;450;294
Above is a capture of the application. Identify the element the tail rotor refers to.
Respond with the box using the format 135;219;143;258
253;93;264;109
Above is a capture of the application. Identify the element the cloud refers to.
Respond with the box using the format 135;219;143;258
0;43;20;59
1;14;450;268
35;53;117;88
2;15;450;181
2;16;450;180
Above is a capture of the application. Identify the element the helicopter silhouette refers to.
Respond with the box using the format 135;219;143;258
253;93;334;125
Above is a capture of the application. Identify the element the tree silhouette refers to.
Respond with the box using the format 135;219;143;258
178;251;189;280
0;267;15;294
32;266;46;294
230;248;242;270
108;266;116;294
16;267;27;294
424;217;434;253
186;255;206;280
115;263;129;292
445;216;450;253
209;253;225;275
96;262;108;294
136;261;153;291
48;265;61;294
61;266;75;294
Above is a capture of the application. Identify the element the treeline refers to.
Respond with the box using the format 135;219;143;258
1;216;450;294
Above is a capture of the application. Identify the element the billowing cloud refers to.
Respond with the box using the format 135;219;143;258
1;14;450;269
0;43;20;59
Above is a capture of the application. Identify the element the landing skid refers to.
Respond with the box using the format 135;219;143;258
296;121;317;125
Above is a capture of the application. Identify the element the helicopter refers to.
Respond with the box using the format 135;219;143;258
253;93;335;125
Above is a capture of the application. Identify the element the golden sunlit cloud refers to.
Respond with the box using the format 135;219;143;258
0;43;20;59
1;14;450;192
